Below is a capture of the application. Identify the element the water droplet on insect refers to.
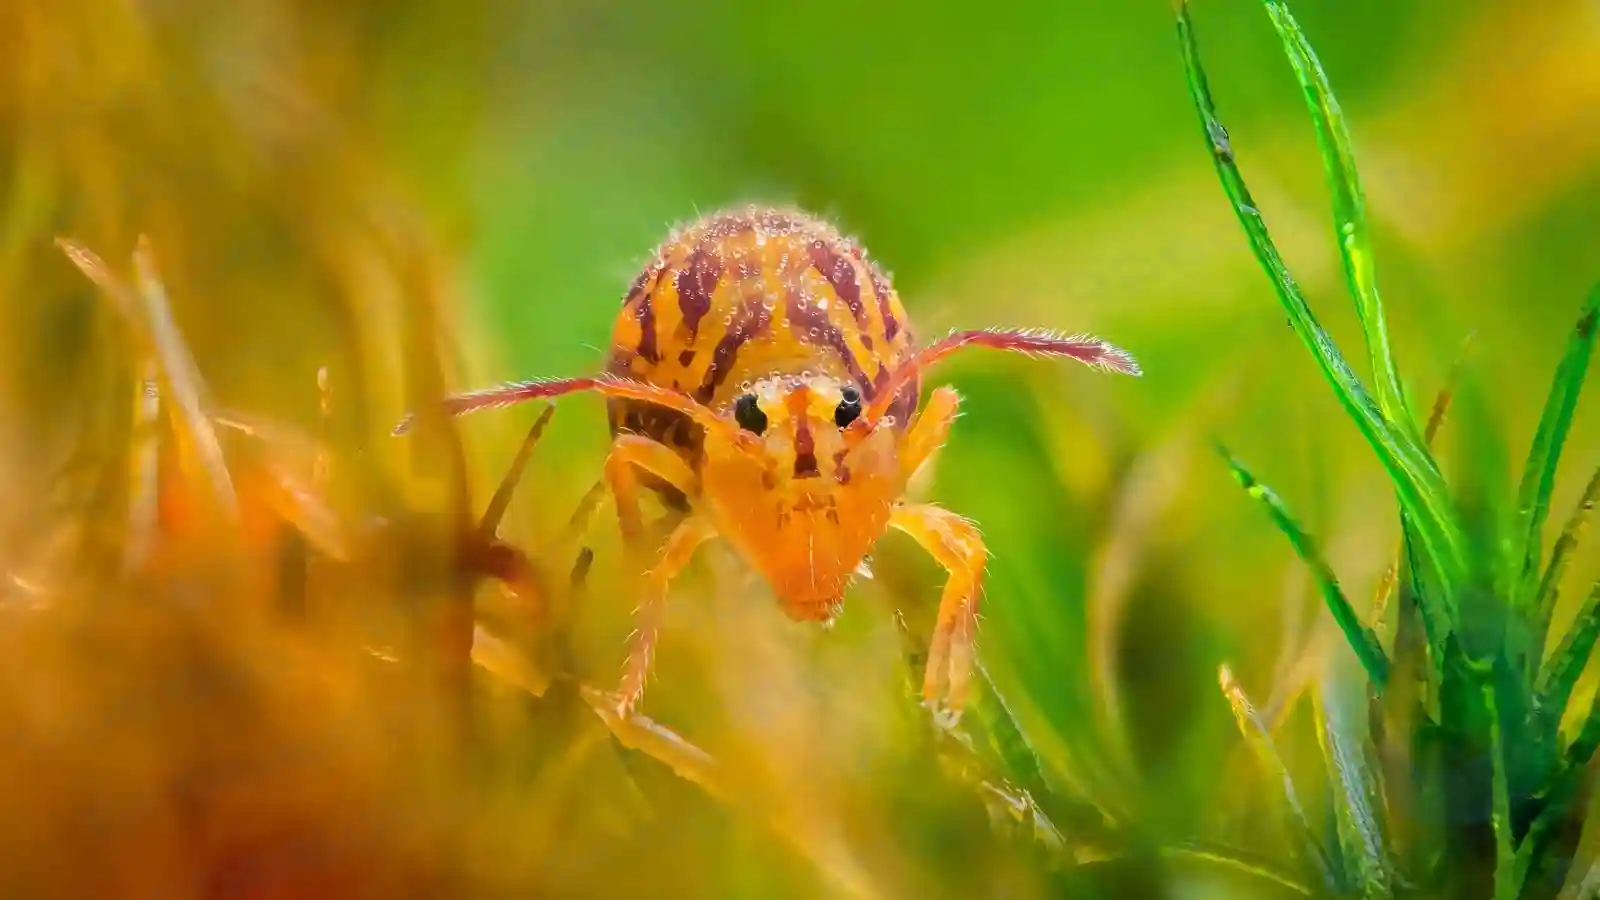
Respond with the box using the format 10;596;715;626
816;298;829;310
739;380;752;392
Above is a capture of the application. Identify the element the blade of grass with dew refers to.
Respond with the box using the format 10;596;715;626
1175;1;1466;614
1218;445;1391;688
1372;345;1469;633
1539;584;1600;739
886;610;1112;851
58;237;241;525
1315;651;1395;899
1484;675;1519;900
1218;664;1339;892
1155;841;1315;896
1257;0;1420;445
126;358;161;572
130;237;243;527
1533;466;1600;668
1517;285;1600;611
1555;790;1600;900
1515;650;1600;894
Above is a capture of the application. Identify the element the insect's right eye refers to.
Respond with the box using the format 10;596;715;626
733;393;767;435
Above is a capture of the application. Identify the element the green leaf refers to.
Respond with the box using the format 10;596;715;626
1539;583;1600;738
1515;658;1600;893
1533;465;1600;667
1314;652;1394;899
1219;445;1391;688
1256;0;1420;444
1156;842;1316;896
1218;665;1339;892
1484;678;1518;900
1174;0;1466;615
1517;285;1600;604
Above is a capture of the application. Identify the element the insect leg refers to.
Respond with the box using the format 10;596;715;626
603;435;697;563
889;502;987;718
900;385;961;481
616;515;715;718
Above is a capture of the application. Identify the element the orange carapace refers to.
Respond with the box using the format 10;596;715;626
398;206;1141;719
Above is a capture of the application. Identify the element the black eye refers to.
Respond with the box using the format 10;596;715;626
733;393;767;434
834;385;862;428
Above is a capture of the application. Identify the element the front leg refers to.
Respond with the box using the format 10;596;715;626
901;385;961;481
615;514;715;718
603;434;698;559
889;502;987;719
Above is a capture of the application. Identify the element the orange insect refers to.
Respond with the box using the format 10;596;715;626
398;206;1140;719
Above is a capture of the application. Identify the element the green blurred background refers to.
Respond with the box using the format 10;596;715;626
4;0;1599;897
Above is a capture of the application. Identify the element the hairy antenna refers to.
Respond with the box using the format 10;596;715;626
864;328;1141;425
394;374;730;437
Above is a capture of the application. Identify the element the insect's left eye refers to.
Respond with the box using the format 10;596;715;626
733;393;768;434
834;385;862;428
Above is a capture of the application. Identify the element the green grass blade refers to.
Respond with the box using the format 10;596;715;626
1539;583;1600;732
1157;842;1315;896
1517;285;1600;602
1219;446;1391;688
1257;0;1419;441
1533;465;1600;666
1315;656;1394;898
1218;665;1340;891
1372;360;1465;632
1175;1;1466;609
1485;679;1518;900
1516;657;1600;892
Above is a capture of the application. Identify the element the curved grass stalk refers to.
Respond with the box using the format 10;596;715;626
1218;664;1338;891
1517;287;1600;609
1257;0;1420;445
1535;463;1600;637
1174;0;1467;627
1219;445;1391;688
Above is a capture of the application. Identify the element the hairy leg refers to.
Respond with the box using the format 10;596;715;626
558;438;693;623
889;502;987;717
615;514;715;717
900;386;961;481
602;435;697;559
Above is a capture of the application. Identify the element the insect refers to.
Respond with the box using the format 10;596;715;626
397;206;1141;720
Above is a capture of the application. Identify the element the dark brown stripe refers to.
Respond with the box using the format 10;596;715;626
625;268;663;365
881;364;919;426
808;241;867;326
675;247;720;339
793;417;819;479
697;294;772;402
869;270;900;343
785;287;870;394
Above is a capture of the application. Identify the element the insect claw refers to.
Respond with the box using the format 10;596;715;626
923;699;964;731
